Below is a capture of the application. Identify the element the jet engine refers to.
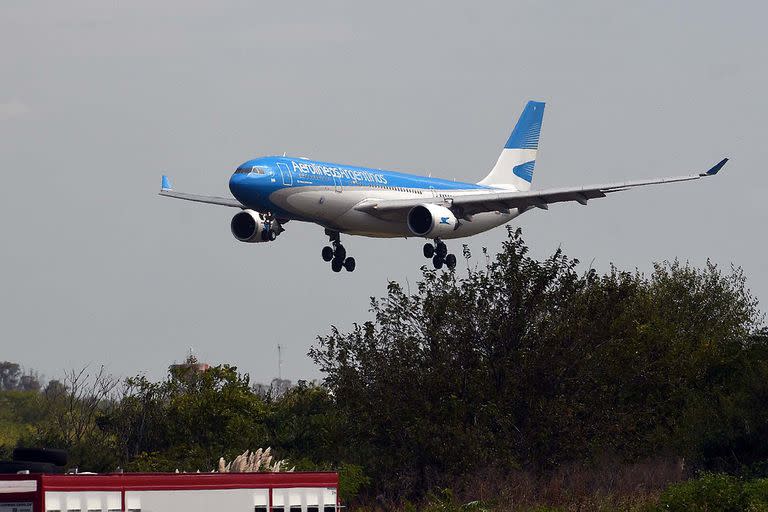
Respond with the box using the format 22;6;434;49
407;204;458;237
230;210;277;242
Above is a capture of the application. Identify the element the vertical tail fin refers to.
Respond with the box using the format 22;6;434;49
478;100;545;191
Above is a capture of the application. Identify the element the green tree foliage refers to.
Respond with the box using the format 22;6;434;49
310;228;767;496
99;364;270;471
657;473;768;512
0;389;45;457
24;366;119;471
95;365;342;473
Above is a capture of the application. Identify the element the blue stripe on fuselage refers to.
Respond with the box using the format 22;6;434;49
229;156;492;218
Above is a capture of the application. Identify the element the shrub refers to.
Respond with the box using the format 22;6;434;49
744;478;768;510
658;473;743;512
338;462;371;503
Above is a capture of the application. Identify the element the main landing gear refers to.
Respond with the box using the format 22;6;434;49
322;230;355;273
423;239;457;270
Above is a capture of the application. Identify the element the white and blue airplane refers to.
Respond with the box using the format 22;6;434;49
160;101;727;273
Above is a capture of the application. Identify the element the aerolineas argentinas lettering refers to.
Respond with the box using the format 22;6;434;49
291;161;388;185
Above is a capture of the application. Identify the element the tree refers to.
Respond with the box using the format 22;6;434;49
99;364;271;472
0;362;41;392
24;366;119;471
310;228;767;497
0;362;21;391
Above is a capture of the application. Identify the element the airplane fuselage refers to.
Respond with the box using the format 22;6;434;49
228;156;519;239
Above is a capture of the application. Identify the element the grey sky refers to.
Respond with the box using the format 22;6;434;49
1;1;765;384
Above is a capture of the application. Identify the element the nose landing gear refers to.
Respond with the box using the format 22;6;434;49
322;230;355;273
424;239;456;270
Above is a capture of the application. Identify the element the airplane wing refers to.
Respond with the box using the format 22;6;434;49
158;175;243;208
355;158;728;220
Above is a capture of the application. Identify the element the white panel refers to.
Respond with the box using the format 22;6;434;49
271;489;286;507
323;488;337;506
45;491;120;512
127;488;261;512
85;493;101;510
106;494;121;511
288;490;302;506
305;488;321;506
65;493;81;511
45;492;62;511
252;490;268;507
0;480;37;493
125;494;141;510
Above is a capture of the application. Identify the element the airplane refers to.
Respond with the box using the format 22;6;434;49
159;100;727;273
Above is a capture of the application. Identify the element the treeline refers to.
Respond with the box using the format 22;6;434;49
2;228;767;510
0;361;42;392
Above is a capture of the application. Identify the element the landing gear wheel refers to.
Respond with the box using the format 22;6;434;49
343;257;356;272
436;241;448;258
445;253;457;270
331;259;343;272
334;244;347;262
423;243;435;258
432;255;444;269
268;230;277;241
322;246;334;262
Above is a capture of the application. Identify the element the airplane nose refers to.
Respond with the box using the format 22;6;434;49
229;173;246;198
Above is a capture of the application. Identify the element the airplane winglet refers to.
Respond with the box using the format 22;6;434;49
161;175;173;190
700;158;728;177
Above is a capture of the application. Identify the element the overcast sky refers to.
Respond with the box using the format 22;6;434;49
1;0;765;384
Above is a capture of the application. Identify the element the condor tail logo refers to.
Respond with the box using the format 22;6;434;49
512;160;536;182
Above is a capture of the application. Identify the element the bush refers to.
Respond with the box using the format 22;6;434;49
658;473;744;512
338;462;370;503
744;478;768;510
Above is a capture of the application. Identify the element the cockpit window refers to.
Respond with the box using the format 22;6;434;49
235;165;268;175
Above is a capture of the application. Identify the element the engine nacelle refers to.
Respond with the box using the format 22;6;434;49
407;203;458;237
231;209;271;243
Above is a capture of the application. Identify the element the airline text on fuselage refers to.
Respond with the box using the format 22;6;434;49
291;160;388;185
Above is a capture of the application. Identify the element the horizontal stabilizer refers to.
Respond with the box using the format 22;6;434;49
158;175;243;208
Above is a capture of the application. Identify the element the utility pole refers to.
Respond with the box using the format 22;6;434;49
277;344;282;381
